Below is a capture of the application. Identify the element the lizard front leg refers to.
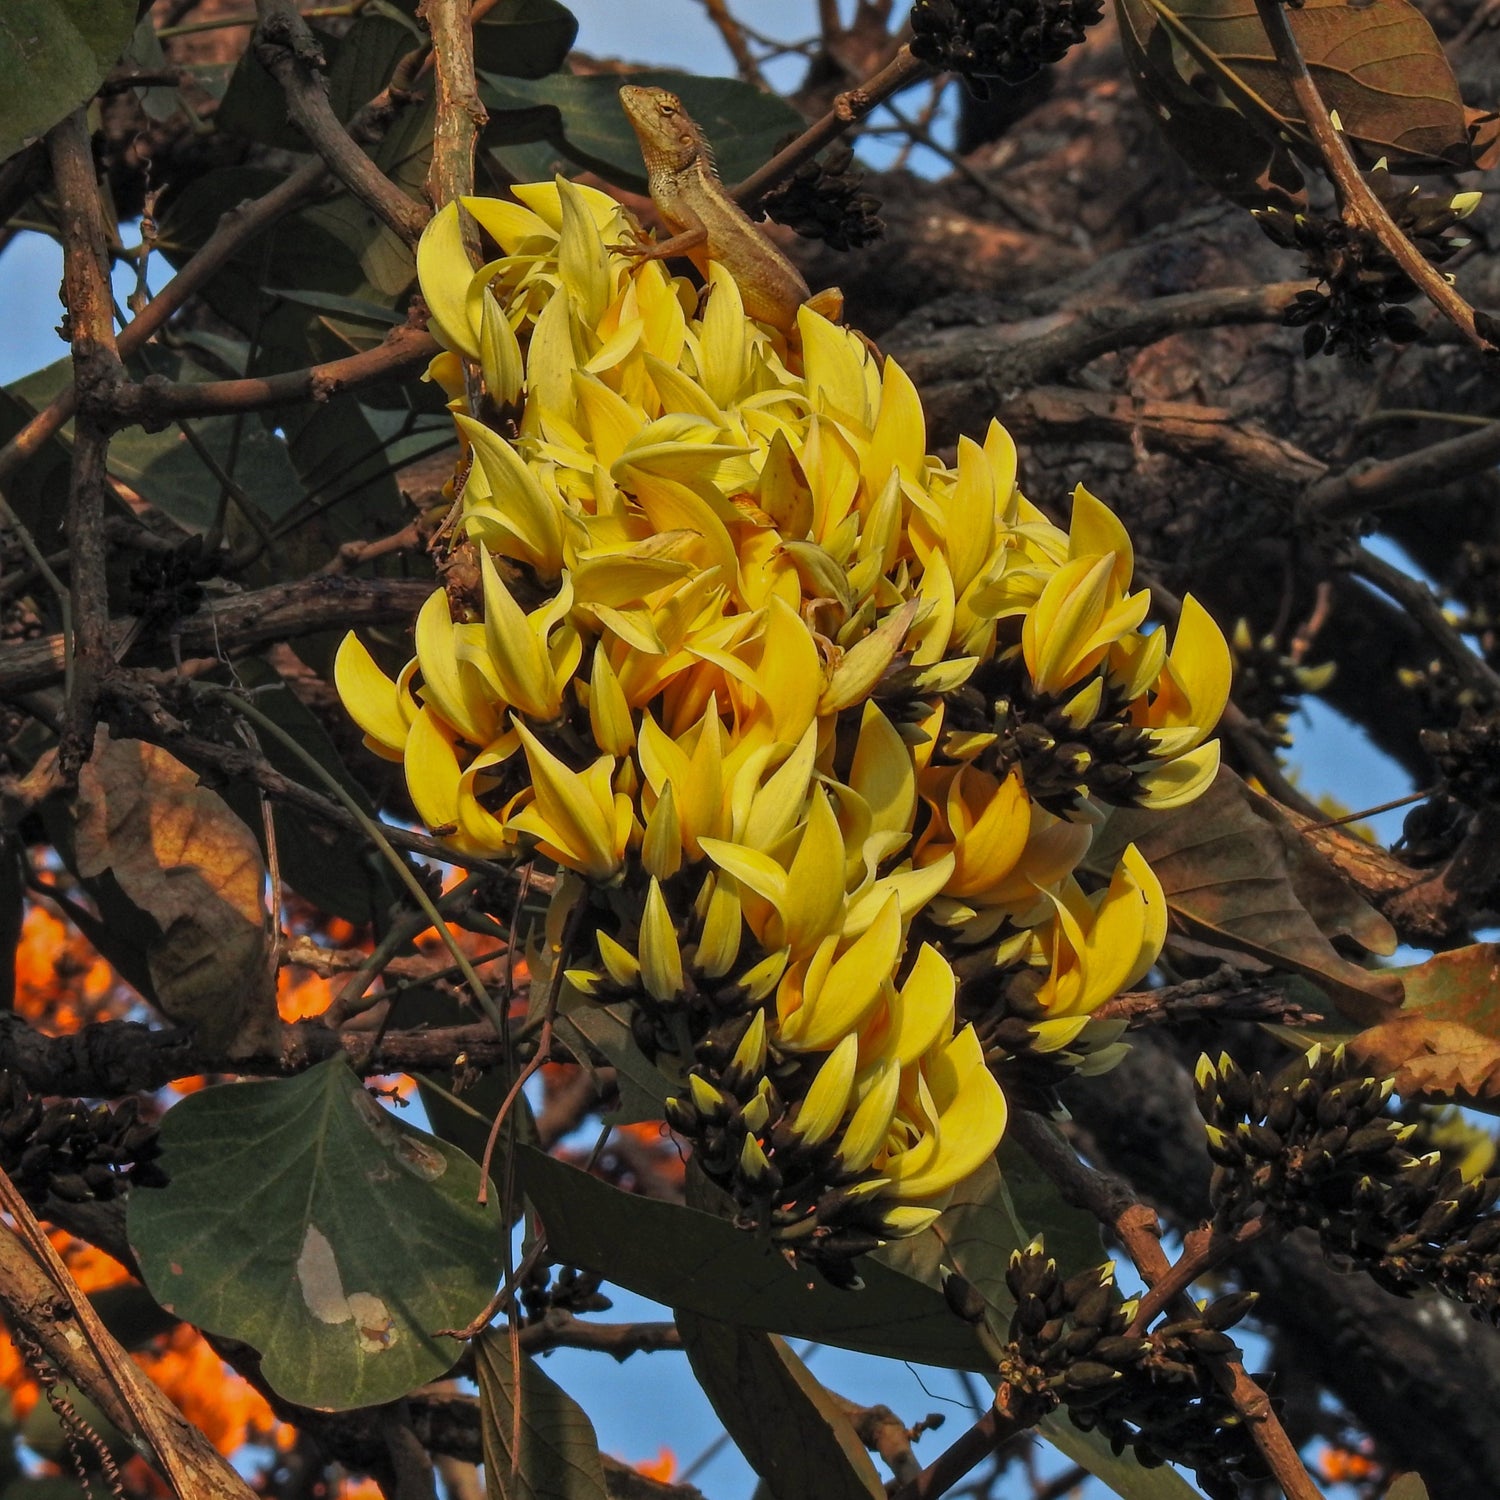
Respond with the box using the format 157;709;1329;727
619;204;708;263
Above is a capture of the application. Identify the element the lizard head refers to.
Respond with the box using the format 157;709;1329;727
619;85;705;172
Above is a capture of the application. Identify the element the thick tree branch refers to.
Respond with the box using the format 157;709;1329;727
0;1169;258;1498
254;0;430;246
0;575;434;696
897;281;1311;394
421;0;486;209
1302;417;1500;523
0;1013;509;1096
47;111;124;775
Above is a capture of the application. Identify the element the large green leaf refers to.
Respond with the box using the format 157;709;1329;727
218;13;421;151
517;1146;989;1369
996;1135;1105;1278
128;1057;504;1410
1115;0;1475;173
675;1314;885;1500
1088;769;1402;1024
475;1330;609;1500
474;0;578;79
480;71;805;193
1385;1477;1430;1500
1040;1417;1204;1500
874;1157;1021;1318
0;1;138;165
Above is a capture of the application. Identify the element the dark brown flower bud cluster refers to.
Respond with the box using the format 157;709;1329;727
0;1072;166;1207
910;0;1105;88
952;1243;1265;1500
518;1262;612;1324
1197;1046;1500;1320
1420;706;1500;811
1228;620;1335;749
1255;172;1480;360
945;661;1165;818
660;1012;900;1289
760;143;884;252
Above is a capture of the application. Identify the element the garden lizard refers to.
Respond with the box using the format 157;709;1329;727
619;84;832;334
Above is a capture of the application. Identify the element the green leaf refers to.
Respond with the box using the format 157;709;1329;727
874;1156;1021;1318
0;1;138;166
996;1134;1105;1278
479;71;805;192
1040;1417;1204;1500
1088;769;1403;1024
1116;0;1475;174
1385;1477;1430;1500
475;1329;610;1500
554;990;669;1125
218;13;420;151
517;1146;989;1369
128;1057;505;1409
475;0;578;79
675;1314;886;1500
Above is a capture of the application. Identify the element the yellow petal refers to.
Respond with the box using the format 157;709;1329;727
836;1060;902;1173
639;877;685;1002
480;548;563;720
789;1033;859;1146
335;632;411;758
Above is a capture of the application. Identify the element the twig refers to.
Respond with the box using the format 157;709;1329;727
1302;416;1500;523
1346;543;1500;703
111;323;441;425
1007;1111;1327;1500
694;0;769;87
0;158;330;494
1093;973;1322;1028
733;43;932;207
47;111;124;775
422;0;487;208
201;683;504;1030
1252;0;1495;356
516;1311;682;1359
0;574;434;696
1126;1219;1269;1334
254;1;430;245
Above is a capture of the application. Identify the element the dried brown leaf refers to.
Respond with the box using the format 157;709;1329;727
74;728;277;1055
1348;944;1500;1101
1118;0;1476;176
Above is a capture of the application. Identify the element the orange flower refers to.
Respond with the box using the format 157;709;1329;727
634;1447;677;1483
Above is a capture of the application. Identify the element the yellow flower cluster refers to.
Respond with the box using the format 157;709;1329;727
336;179;1230;1270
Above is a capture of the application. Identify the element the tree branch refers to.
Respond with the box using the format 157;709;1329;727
110;323;442;427
0;1167;258;1497
0;159;329;493
0;1012;510;1096
0;575;434;696
421;0;486;209
47;110;123;775
254;0;430;246
733;43;931;207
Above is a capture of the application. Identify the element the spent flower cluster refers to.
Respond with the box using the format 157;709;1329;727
337;178;1229;1273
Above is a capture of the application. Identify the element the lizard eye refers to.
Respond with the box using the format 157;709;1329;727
659;104;676;117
